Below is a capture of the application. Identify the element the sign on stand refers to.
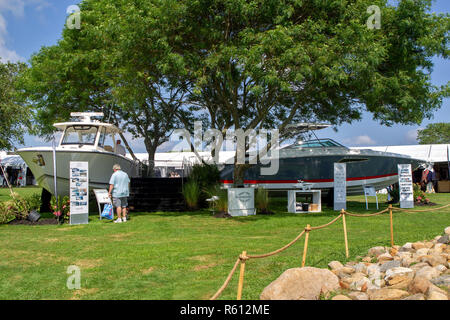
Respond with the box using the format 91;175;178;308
228;188;255;216
334;163;347;211
363;185;378;210
398;164;414;209
69;161;89;225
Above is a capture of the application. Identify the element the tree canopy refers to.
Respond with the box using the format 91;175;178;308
0;61;30;150
417;123;450;144
19;0;449;183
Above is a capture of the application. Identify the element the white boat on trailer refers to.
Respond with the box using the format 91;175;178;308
17;113;141;196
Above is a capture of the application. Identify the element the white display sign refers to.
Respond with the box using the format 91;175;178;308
228;187;255;216
334;163;347;211
70;161;89;224
398;164;414;209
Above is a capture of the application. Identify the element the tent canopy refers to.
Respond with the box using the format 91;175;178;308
0;155;27;168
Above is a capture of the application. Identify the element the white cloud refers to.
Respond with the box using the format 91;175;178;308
405;128;421;144
343;135;376;146
0;0;50;63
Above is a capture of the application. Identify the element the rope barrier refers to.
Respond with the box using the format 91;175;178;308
209;257;241;300
209;202;450;300
391;203;450;212
343;208;389;217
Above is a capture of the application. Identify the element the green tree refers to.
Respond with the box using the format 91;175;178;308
19;0;189;175
0;61;30;150
417;123;450;144
164;0;449;185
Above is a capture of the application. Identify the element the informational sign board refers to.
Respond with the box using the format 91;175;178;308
69;161;89;224
398;164;414;209
363;185;378;210
93;189;112;220
228;187;255;216
334;163;347;211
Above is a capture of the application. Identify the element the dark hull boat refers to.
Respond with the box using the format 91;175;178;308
220;139;423;195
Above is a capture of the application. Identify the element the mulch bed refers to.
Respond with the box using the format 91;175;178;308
8;218;58;225
213;211;233;218
414;202;437;206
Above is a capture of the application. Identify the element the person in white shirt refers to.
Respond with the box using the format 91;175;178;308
116;140;126;156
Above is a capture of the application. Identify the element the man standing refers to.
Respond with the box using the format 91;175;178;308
108;164;130;223
115;140;126;156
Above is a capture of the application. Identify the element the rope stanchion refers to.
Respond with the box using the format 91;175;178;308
342;210;349;258
389;204;394;246
301;225;311;267
236;251;247;300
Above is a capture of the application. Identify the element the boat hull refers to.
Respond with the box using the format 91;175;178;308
17;148;140;196
220;150;423;195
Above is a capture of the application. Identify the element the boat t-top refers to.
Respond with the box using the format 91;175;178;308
17;112;141;196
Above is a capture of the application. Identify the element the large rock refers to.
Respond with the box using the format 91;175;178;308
420;254;447;267
380;260;401;273
384;267;414;280
399;243;413;252
260;267;339;300
377;252;394;263
348;291;368;300
412;242;426;250
430;274;450;287
367;288;410;300
444;227;450;236
426;284;449;300
415;266;441;280
437;235;449;244
368;246;387;257
328;261;344;271
386;275;412;289
408;277;431;294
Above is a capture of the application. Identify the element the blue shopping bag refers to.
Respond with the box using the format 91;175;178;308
101;203;113;220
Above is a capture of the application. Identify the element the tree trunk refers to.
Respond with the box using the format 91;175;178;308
233;163;248;187
144;138;157;177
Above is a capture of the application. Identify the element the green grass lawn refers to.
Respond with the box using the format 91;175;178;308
0;187;449;300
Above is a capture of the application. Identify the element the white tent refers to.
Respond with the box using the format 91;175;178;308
0;155;29;187
352;144;450;163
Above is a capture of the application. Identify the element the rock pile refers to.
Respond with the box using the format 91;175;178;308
260;227;450;300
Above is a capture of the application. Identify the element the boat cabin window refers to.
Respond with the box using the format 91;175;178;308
61;125;98;145
282;138;348;150
98;127;115;152
297;139;346;148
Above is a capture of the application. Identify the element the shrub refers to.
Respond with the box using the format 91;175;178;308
188;163;221;207
0;202;15;224
50;196;70;223
413;183;427;202
23;193;42;212
182;180;201;210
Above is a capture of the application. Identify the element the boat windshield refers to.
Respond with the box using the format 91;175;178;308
284;139;347;149
61;125;98;145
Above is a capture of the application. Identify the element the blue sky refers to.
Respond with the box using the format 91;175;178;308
0;0;448;153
